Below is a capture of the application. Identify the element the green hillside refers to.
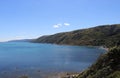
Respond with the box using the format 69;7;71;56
75;46;120;78
33;24;120;47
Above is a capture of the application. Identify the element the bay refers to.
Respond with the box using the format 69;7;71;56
0;42;106;78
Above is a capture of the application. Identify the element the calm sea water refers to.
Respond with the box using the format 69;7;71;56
0;42;106;78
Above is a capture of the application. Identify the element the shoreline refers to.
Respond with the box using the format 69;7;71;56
0;70;80;78
32;42;109;50
99;46;109;51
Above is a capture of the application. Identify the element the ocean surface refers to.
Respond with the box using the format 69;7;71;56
0;42;106;78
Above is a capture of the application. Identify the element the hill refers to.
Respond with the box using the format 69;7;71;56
33;24;120;47
74;46;120;78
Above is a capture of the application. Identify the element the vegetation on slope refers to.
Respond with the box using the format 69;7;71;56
75;46;120;78
33;24;120;47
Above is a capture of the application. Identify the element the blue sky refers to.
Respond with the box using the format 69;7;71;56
0;0;120;41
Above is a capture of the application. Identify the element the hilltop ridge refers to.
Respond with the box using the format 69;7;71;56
33;24;120;47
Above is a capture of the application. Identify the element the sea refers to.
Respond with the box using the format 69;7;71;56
0;42;106;78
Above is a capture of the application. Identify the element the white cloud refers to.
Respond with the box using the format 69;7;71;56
53;24;62;28
53;25;59;28
64;23;70;26
53;23;70;28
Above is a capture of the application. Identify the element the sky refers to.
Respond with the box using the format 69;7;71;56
0;0;120;41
